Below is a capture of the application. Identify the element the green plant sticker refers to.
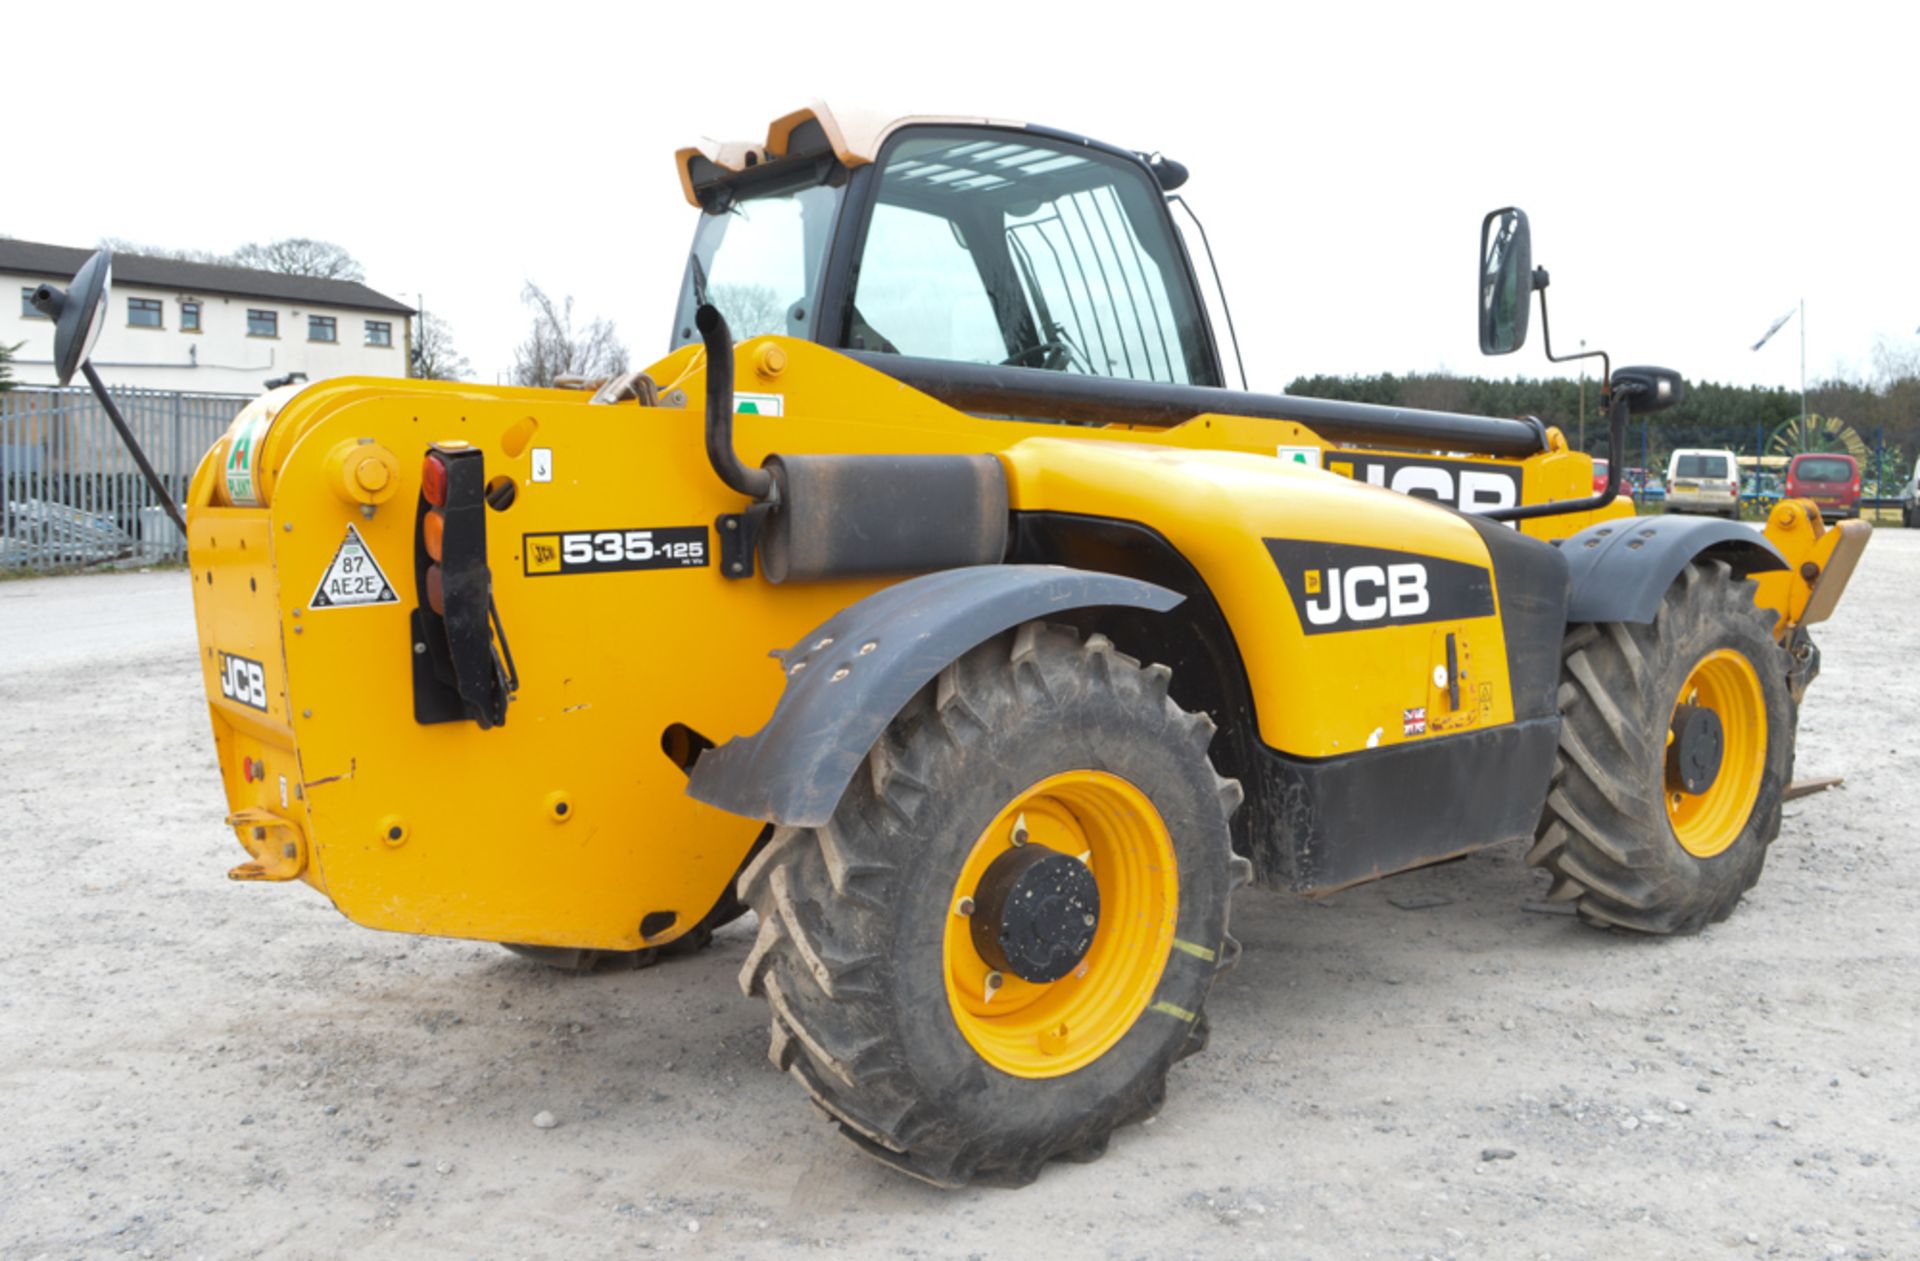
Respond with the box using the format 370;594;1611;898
224;408;276;506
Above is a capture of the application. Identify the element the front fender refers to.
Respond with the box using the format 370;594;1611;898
685;564;1182;827
1563;515;1786;624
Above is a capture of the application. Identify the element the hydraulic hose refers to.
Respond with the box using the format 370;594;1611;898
695;304;774;501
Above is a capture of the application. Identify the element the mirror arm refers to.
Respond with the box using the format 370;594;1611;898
79;362;188;535
1533;277;1611;405
1481;388;1627;523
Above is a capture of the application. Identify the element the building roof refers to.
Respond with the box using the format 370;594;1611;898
0;238;415;316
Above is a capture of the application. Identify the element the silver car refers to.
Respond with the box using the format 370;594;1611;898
1665;448;1741;519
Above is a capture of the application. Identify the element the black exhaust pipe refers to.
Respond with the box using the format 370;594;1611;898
695;305;774;501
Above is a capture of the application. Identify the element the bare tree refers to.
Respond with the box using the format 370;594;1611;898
1870;334;1920;391
409;311;472;381
511;282;629;388
231;238;365;281
708;282;786;338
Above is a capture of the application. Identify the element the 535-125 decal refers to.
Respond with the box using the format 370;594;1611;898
523;527;709;576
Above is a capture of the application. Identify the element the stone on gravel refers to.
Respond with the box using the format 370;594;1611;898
532;1110;558;1130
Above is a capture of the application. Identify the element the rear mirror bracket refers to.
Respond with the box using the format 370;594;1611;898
31;248;187;534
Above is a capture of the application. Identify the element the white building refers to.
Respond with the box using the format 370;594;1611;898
2;239;414;394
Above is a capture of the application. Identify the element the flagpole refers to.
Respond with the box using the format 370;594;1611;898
1751;304;1807;448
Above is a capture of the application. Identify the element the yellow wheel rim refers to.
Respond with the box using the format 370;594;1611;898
1665;648;1767;859
943;770;1179;1079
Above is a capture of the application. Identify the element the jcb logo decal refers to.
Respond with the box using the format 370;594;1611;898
1267;540;1493;635
218;651;269;711
1302;563;1431;626
1325;454;1521;515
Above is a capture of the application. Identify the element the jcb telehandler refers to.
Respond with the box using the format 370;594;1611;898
36;103;1869;1186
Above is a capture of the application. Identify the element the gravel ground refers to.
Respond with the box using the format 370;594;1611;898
2;537;1916;1261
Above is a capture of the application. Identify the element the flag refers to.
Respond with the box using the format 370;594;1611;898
1752;307;1796;351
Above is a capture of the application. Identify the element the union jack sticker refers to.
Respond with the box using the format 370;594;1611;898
1403;706;1428;737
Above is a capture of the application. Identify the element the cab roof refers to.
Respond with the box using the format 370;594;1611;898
675;101;1025;207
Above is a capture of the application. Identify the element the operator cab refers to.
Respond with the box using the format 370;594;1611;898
671;103;1226;389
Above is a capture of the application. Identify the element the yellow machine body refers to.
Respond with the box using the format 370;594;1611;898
184;337;1851;952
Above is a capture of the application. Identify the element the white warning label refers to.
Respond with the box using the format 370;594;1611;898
310;524;399;609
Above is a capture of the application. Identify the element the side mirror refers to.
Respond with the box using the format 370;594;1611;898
1611;365;1686;415
30;248;113;387
1478;208;1531;355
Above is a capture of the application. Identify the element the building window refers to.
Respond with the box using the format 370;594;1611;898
308;315;337;343
181;301;201;333
128;297;164;328
20;287;48;318
248;309;278;338
365;320;393;347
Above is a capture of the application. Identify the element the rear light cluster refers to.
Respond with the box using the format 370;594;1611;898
411;441;516;729
422;452;449;615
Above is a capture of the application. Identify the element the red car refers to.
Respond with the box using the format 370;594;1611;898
1591;457;1609;494
1785;452;1861;520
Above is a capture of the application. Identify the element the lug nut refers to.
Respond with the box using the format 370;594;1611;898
954;896;975;917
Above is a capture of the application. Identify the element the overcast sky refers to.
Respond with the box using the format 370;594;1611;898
11;2;1914;395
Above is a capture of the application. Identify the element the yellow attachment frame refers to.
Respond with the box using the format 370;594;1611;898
1753;499;1872;636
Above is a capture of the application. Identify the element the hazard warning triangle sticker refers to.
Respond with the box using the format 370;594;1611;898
310;524;399;609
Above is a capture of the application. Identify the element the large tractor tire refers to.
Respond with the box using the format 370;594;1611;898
736;622;1247;1186
1528;559;1794;934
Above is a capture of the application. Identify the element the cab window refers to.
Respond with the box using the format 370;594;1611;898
844;130;1217;386
675;177;845;345
850;202;1007;363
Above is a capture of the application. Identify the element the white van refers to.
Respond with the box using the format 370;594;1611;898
1665;448;1741;519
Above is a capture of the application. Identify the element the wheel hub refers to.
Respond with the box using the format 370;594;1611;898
969;844;1101;984
1667;702;1725;795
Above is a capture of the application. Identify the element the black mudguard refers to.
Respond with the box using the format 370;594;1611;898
1563;515;1786;624
686;564;1183;828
